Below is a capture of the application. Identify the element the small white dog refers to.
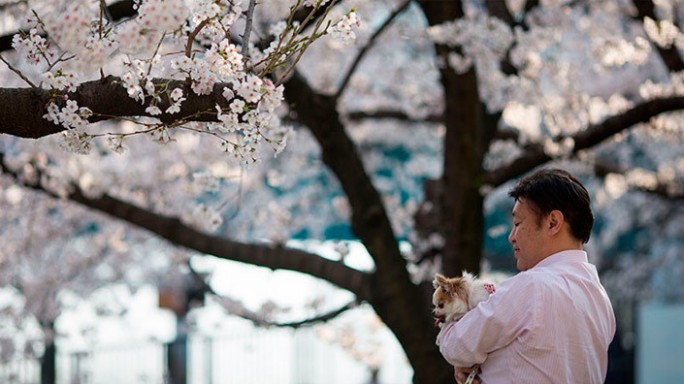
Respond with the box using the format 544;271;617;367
432;272;496;384
432;271;496;343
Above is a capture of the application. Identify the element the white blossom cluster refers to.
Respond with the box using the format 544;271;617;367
41;70;77;92
592;36;651;68
329;11;361;44
183;203;224;232
137;0;189;32
427;14;516;111
11;29;53;65
639;71;684;99
643;17;684;49
8;0;360;165
427;15;513;75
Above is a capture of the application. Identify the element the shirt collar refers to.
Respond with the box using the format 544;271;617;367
534;249;588;269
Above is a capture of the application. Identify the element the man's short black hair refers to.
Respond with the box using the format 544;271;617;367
508;168;594;243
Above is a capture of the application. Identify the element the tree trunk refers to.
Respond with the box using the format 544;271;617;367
283;72;453;383
40;337;56;384
417;0;485;278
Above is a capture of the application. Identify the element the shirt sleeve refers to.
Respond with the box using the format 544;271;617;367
438;273;540;367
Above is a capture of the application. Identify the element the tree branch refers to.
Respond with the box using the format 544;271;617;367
485;0;515;28
216;293;358;328
335;0;412;99
632;0;684;72
241;0;258;59
273;300;357;328
291;0;338;26
284;71;404;273
345;109;443;124
484;96;684;186
186;258;360;328
283;70;437;361
0;54;37;88
0;76;239;139
594;161;684;201
0;151;372;299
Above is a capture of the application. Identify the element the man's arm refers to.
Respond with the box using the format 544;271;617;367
438;274;539;367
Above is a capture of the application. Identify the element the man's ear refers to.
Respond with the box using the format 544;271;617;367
547;210;564;236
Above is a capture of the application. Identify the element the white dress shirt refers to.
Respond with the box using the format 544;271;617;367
439;250;616;383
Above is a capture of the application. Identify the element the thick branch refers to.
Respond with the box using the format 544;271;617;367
484;96;684;186
419;0;485;278
345;109;443;124
484;0;525;76
485;0;515;28
594;161;684;201
524;0;539;14
0;151;372;299
284;71;408;277
283;70;440;375
0;76;232;138
632;0;684;72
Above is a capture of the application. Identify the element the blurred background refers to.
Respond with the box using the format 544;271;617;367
1;0;684;383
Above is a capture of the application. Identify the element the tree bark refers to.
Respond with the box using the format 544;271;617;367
0;77;237;138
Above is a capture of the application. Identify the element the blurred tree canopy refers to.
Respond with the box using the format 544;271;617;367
0;1;683;383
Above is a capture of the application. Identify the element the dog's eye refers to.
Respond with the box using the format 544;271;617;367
438;303;444;308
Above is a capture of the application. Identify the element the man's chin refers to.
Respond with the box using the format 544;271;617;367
516;260;527;271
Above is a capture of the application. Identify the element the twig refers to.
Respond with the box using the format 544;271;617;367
335;0;411;99
185;255;359;328
274;1;339;86
0;54;37;88
186;18;211;58
241;0;258;61
146;32;166;77
99;0;114;22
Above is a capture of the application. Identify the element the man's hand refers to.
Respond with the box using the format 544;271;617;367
454;366;480;384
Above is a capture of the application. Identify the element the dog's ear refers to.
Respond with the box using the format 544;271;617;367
444;277;468;298
433;273;448;290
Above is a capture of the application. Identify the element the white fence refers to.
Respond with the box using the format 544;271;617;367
1;326;411;384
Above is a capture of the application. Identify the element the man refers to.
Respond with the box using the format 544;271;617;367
438;168;616;383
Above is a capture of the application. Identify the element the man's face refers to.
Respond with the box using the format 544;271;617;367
508;199;545;271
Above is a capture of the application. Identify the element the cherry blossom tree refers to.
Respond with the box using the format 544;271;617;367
1;0;683;383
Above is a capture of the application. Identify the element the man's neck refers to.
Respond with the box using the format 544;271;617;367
545;241;583;260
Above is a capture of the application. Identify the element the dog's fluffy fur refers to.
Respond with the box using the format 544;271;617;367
432;272;495;346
